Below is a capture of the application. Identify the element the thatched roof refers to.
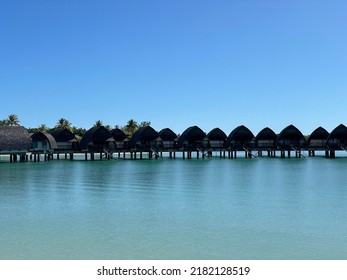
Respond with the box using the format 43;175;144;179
0;126;31;150
128;126;159;148
31;131;58;149
50;128;76;142
110;128;127;141
328;124;347;139
307;126;329;142
276;124;306;147
227;125;254;142
158;128;177;141
255;127;277;141
206;128;227;141
276;125;304;141
79;126;112;149
327;124;347;147
177;126;206;147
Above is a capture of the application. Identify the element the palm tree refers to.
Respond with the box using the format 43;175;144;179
0;119;7;126
7;114;20;126
94;120;103;127
72;126;86;137
104;124;111;131
123;119;138;137
56;118;71;129
139;121;151;127
38;124;49;131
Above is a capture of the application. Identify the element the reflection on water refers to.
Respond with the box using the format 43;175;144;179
0;157;347;259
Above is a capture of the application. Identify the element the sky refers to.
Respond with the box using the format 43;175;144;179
1;0;346;135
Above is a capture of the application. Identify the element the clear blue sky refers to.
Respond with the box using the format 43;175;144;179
1;0;346;135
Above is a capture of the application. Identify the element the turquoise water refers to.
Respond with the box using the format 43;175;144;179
0;156;347;259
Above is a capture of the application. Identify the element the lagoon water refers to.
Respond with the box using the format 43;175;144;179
0;155;347;259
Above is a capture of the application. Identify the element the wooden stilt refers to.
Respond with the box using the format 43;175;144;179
330;150;335;158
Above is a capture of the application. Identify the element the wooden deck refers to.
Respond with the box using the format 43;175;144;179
1;145;347;162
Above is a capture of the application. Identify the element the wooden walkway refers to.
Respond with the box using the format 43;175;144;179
1;146;346;163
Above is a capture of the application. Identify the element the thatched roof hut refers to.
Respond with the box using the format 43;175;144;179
276;124;306;149
255;127;277;148
206;128;227;148
51;128;76;142
177;125;206;149
128;126;159;150
31;131;58;150
110;128;127;141
79;126;113;151
226;125;254;149
307;127;329;148
327;124;347;149
50;128;78;150
0;126;31;151
158;128;177;141
157;128;178;149
110;128;128;149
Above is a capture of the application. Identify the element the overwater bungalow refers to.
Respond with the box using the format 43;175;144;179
255;127;277;149
157;128;178;149
50;128;78;150
31;131;58;151
177;125;206;150
128;126;158;150
79;126;113;152
206;128;227;149
226;125;254;150
254;127;277;156
307;127;329;155
276;125;306;157
0;126;31;161
326;124;347;150
110;128;128;150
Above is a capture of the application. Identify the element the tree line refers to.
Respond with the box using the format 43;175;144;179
0;114;151;137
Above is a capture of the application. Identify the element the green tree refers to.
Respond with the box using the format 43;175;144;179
7;114;20;126
38;124;49;131
0;119;7;126
94;120;103;127
56;118;72;129
104;124;111;131
72;126;86;137
139;121;151;127
27;124;49;133
123;119;138;137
